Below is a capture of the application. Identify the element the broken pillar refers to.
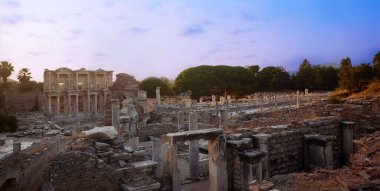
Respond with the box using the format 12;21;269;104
342;121;355;166
219;109;229;131
177;111;185;132
129;114;139;150
156;87;161;105
296;90;300;108
304;134;336;171
251;134;271;179
189;112;199;179
212;95;216;105
111;99;120;133
13;142;21;153
152;137;163;177
160;142;181;191
305;89;309;96
185;98;192;108
208;135;228;191
239;149;267;190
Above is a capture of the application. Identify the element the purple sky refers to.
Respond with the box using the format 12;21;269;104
1;0;380;82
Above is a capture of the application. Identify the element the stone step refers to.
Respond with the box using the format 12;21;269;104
120;181;160;191
130;160;158;170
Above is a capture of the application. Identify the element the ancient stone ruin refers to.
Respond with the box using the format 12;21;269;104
1;68;380;191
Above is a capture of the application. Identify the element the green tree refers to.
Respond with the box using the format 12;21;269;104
295;59;314;89
352;63;374;91
257;66;290;91
174;65;255;99
373;51;380;78
17;68;32;84
246;65;260;76
338;57;354;90
0;61;14;87
139;77;170;98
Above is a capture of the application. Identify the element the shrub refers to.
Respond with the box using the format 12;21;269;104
327;96;343;104
0;112;18;132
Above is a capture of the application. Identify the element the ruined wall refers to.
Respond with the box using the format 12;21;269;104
226;116;345;190
5;92;43;113
138;123;177;141
0;138;68;191
229;105;319;130
49;151;121;191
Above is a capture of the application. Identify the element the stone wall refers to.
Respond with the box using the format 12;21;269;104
139;123;177;141
226;116;345;190
5;92;43;113
0;138;69;191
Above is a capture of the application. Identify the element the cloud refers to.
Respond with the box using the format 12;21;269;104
103;1;114;8
119;27;150;35
28;51;47;56
181;25;204;36
2;0;20;7
242;54;256;59
94;52;108;57
241;13;257;21
229;29;250;35
130;27;150;34
69;29;84;35
28;33;47;39
1;14;24;25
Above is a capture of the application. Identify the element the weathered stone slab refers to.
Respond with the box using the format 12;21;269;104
83;126;118;141
161;128;223;143
130;160;158;169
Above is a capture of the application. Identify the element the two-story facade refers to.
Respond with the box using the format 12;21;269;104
43;67;113;120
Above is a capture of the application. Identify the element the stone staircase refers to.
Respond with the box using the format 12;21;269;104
120;160;161;191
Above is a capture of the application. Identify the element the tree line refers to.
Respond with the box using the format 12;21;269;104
139;51;380;99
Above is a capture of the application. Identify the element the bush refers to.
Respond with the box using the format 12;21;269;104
327;96;343;104
0;112;18;132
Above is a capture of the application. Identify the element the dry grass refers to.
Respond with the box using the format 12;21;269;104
348;81;380;99
330;89;350;98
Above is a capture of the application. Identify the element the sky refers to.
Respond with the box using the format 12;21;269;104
0;0;379;82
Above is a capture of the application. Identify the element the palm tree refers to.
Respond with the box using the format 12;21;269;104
0;61;14;87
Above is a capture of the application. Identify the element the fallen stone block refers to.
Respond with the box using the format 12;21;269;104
95;142;110;152
83;126;118;141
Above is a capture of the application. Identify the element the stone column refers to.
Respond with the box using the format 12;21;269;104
189;112;199;179
305;89;308;96
76;95;79;116
68;95;71;117
251;134;271;179
304;134;336;171
94;93;98;114
48;95;51;115
177;111;184;132
13;142;21;153
152;137;163;177
57;95;60;116
208;136;228;191
129;113;139;150
111;99;120;133
161;143;181;191
87;94;91;113
342;121;355;165
156;87;161;105
212;95;216;105
219;109;229;131
296;90;300;108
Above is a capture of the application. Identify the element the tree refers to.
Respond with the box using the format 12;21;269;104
338;57;354;90
17;68;32;84
257;66;290;91
373;51;380;78
352;63;374;91
174;65;255;99
246;65;260;76
0;61;14;87
138;77;170;98
295;59;314;89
